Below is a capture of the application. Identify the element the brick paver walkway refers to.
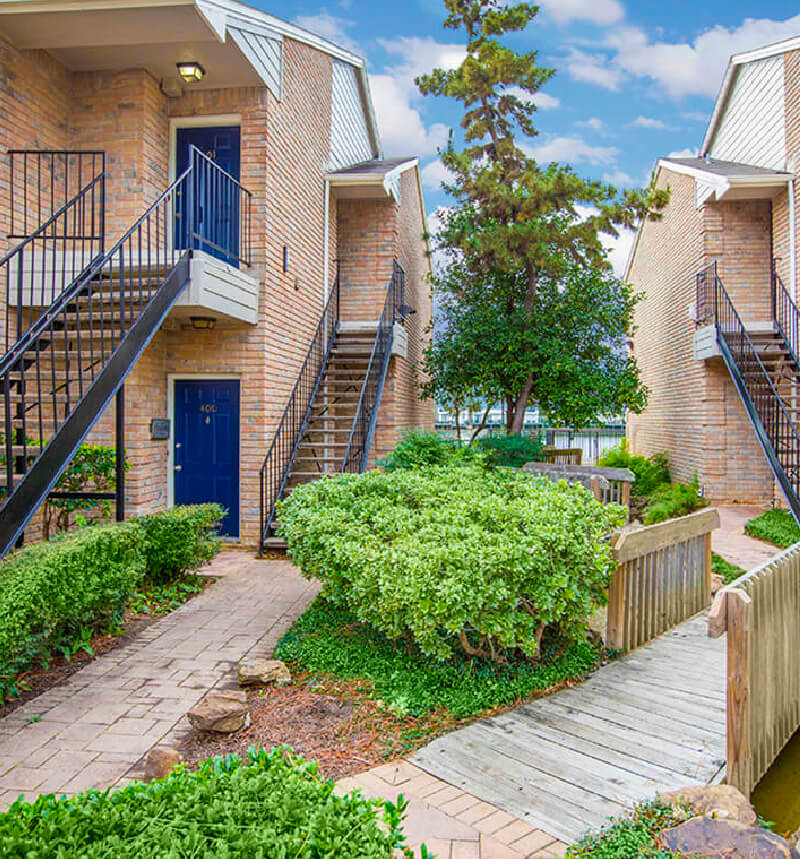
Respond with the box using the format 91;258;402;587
337;761;569;858
0;551;319;808
712;505;777;570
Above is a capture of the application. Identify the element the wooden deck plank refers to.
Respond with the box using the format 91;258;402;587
411;612;726;844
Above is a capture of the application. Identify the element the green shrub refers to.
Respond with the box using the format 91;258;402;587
475;433;545;467
277;597;603;719
712;552;745;585
744;509;800;548
135;503;225;584
379;428;485;471
0;524;144;702
598;441;670;497
642;479;708;525
278;466;625;663
0;747;413;858
568;799;693;858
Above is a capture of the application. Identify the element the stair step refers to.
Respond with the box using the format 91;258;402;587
292;455;344;463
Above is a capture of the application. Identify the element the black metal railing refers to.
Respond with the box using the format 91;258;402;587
258;268;340;545
697;262;800;521
341;260;404;473
0;147;252;554
773;267;800;369
3;151;106;351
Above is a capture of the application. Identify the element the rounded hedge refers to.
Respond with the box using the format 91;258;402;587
0;747;408;858
278;466;625;663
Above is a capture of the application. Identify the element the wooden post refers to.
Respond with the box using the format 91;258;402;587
621;480;631;523
590;475;602;502
726;588;752;796
704;531;713;604
607;562;627;651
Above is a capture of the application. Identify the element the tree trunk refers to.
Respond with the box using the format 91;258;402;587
470;402;493;443
455;404;462;443
509;264;538;436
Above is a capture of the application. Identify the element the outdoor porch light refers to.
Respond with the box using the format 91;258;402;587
190;316;216;330
177;61;205;84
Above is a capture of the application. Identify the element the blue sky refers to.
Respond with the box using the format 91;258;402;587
260;0;800;271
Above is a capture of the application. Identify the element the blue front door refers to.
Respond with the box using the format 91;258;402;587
174;379;240;537
176;125;241;264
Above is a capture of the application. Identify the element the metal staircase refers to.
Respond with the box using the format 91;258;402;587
696;262;800;522
259;260;405;550
0;146;251;557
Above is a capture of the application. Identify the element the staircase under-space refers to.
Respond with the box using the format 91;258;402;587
259;261;405;552
0;147;251;558
697;262;800;521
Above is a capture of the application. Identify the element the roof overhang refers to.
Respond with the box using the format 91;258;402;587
658;158;791;202
326;158;418;202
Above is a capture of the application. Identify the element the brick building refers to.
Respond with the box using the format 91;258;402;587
0;0;433;553
627;35;800;513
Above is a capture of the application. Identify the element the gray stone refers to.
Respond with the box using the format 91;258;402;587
238;657;291;687
659;784;758;825
658;818;800;858
143;746;181;781
187;690;249;733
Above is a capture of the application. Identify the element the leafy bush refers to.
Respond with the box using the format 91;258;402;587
42;443;129;539
598;441;670;497
277;597;603;719
135;503;225;585
0;747;415;858
745;509;800;548
0;524;144;702
568;799;693;858
642;479;708;525
278;467;625;663
475;433;545;467
379;428;485;471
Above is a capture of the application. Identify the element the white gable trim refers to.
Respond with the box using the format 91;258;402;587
228;24;282;99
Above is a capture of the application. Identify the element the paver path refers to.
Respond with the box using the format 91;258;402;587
0;551;318;808
411;614;726;844
712;505;776;570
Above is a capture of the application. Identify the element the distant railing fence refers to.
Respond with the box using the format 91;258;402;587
607;508;720;652
522;462;633;511
708;543;800;797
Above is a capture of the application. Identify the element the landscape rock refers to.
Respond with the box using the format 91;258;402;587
657;818;800;858
238;657;291;687
143;746;181;781
187;690;249;733
659;784;758;825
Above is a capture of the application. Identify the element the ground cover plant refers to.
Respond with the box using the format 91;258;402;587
712;553;745;585
0;746;419;858
745;508;800;548
0;504;224;705
279;466;624;665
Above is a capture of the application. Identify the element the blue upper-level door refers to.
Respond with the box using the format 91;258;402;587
173;379;240;537
176;125;241;265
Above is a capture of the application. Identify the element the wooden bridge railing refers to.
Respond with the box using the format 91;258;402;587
607;508;720;652
708;543;800;797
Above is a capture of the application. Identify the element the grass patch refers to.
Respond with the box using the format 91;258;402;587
711;552;745;585
275;597;603;721
128;574;208;617
745;509;800;549
567;799;694;858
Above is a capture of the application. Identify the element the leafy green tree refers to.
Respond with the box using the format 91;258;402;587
424;259;647;429
417;0;668;432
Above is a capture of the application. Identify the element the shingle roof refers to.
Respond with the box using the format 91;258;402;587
661;156;792;179
327;157;417;176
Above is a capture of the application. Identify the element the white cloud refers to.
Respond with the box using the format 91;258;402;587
602;170;642;188
577;117;605;132
538;0;623;26
565;49;624;91
292;13;360;54
667;147;699;158
504;86;560;110
604;227;637;279
632;116;667;129
683;111;709;122
370;36;465;157
421;159;454;191
526;136;619;166
607;15;800;99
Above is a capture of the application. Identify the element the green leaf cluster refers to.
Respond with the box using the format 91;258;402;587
711;553;745;586
744;509;800;549
598;442;670;497
475;433;544;467
0;747;413;858
278;467;625;663
379;429;487;471
276;596;602;719
136;503;225;585
642;479;708;526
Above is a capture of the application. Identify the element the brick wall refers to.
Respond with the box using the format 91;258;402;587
627;167;775;503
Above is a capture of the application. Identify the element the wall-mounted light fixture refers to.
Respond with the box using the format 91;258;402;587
177;61;205;84
282;245;290;273
190;316;216;330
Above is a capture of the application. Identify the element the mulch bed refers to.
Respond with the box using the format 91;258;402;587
0;576;216;720
179;672;457;781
